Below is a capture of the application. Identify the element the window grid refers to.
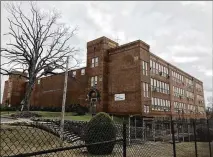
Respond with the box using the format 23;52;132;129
173;86;185;98
151;78;170;94
150;60;169;77
143;82;149;97
91;57;98;68
144;105;150;113
151;97;171;111
142;61;148;76
174;102;187;113
172;71;184;83
91;76;98;87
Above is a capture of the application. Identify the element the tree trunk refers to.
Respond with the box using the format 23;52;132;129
23;79;35;111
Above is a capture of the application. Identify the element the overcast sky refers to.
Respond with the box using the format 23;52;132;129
1;1;212;106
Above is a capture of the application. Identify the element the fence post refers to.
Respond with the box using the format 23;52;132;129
188;121;190;142
182;119;185;142
170;116;176;157
135;116;136;139
193;120;198;157
207;118;212;157
123;122;127;157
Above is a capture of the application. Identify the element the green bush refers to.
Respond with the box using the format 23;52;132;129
84;112;116;155
0;106;17;111
196;125;213;142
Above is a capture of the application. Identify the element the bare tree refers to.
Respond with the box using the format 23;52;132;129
206;96;213;118
1;2;80;111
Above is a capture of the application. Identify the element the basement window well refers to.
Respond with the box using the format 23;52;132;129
114;94;125;101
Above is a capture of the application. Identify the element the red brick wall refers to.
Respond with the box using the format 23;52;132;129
30;68;88;108
107;41;142;114
2;81;9;105
86;37;118;112
2;74;26;107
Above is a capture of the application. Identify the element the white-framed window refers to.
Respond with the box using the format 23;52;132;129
114;94;125;101
163;82;166;93
163;99;166;107
146;83;149;96
160;65;163;72
144;105;150;113
153;61;156;72
142;61;148;76
156;80;159;92
92;57;98;68
154;79;156;87
161;82;164;93
72;71;76;77
91;76;98;87
38;79;40;84
81;69;85;75
156;63;159;71
95;57;98;67
158;98;160;106
155;98;157;105
95;76;98;85
92;58;95;67
151;78;169;94
91;77;94;87
167;84;169;94
143;82;149;97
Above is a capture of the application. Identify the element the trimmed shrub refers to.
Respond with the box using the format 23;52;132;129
84;112;116;155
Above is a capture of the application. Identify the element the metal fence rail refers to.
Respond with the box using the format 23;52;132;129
1;118;212;157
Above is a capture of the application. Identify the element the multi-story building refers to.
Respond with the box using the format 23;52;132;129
2;36;206;120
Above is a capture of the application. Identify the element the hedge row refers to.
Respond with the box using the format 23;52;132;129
0;106;17;111
0;104;89;114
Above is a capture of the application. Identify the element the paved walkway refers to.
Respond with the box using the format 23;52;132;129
1;117;33;124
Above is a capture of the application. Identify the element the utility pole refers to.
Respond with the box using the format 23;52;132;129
60;56;69;146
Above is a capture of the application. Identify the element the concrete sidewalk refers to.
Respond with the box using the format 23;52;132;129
1;117;33;124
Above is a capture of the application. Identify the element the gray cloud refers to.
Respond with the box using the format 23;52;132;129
1;1;212;105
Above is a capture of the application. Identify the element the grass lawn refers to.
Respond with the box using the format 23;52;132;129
0;124;67;156
32;111;93;121
1;111;16;116
0;111;92;121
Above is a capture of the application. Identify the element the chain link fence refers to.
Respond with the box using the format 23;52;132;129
1;116;212;157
